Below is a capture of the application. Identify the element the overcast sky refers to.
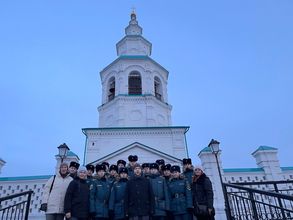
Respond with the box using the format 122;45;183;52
1;1;292;177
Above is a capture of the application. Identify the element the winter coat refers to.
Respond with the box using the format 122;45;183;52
124;175;155;217
168;177;193;216
64;177;90;218
109;178;128;219
41;172;73;214
149;173;170;216
90;177;112;218
192;173;214;209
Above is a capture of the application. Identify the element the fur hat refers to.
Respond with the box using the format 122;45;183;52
95;164;106;172
156;159;165;166
150;163;159;170
128;155;138;162
170;165;181;173
182;158;192;165
117;159;126;166
101;161;109;168
86;164;95;172
119;167;128;174
109;164;118;172
161;164;171;171
142;163;150;168
69;161;80;169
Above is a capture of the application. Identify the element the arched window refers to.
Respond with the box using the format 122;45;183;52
128;71;142;95
154;76;162;101
108;77;115;101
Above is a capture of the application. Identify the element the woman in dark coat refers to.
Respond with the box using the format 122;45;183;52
191;165;215;220
64;166;90;220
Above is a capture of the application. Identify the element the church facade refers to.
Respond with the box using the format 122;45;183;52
82;12;189;166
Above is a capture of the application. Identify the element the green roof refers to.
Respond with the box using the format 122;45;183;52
252;146;278;155
55;150;80;159
223;168;264;173
281;167;293;171
198;147;211;155
0;175;53;181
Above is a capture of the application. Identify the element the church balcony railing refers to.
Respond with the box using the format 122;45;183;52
0;190;33;220
223;181;293;220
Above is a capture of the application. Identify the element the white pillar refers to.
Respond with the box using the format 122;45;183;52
198;148;227;220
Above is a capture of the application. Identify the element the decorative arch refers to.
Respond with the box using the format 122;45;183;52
154;76;163;101
108;76;115;101
128;71;142;95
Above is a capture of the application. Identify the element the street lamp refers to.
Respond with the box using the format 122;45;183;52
58;143;70;163
208;139;231;220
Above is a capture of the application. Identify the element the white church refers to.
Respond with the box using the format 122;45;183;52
1;12;293;220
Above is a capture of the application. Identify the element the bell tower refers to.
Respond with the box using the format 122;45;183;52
98;12;172;127
83;12;189;165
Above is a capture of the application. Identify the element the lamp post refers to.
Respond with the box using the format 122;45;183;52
208;139;231;220
58;143;70;163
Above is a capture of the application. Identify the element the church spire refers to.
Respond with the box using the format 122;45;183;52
125;9;142;36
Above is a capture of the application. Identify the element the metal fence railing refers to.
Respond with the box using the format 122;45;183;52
0;190;33;220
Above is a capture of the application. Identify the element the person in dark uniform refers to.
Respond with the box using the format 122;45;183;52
69;161;80;179
126;155;138;179
155;159;165;175
102;162;110;178
142;163;151;178
90;164;112;220
108;165;119;184
86;164;95;180
86;164;95;220
117;160;126;170
161;164;172;181
109;168;129;220
64;166;89;220
169;165;193;220
183;158;194;185
124;164;155;220
149;163;170;220
192;165;215;220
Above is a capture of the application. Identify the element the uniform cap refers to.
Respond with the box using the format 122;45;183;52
161;164;171;171
156;159;165;166
101;161;110;168
95;164;106;172
142;163;150;168
182;158;192;165
117;159;126;166
109;164;118;172
128;155;138;162
170;165;181;173
150;163;159;170
86;164;95;172
119;167;128;174
69;161;80;169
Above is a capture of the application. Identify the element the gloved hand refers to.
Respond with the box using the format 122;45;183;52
39;203;47;212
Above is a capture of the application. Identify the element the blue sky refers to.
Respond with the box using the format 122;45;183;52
1;1;292;176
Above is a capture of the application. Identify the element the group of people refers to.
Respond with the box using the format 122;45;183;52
41;155;215;220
